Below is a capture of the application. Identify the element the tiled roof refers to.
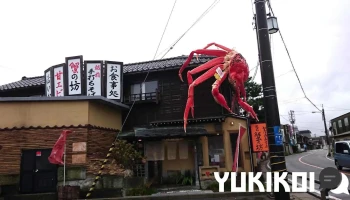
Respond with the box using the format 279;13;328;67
0;55;214;92
0;76;45;91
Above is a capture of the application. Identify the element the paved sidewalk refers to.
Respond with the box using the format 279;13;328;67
291;193;320;200
81;192;322;200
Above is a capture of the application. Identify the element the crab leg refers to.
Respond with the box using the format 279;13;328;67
203;43;232;52
234;84;259;121
179;49;227;82
186;57;224;85
212;71;232;113
183;64;223;133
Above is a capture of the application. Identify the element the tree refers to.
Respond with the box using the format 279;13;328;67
245;77;265;122
232;77;265;122
112;139;144;177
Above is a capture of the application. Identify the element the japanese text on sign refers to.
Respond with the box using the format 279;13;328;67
86;63;102;96
54;66;64;97
250;123;269;152
106;63;121;100
45;71;52;97
67;58;82;95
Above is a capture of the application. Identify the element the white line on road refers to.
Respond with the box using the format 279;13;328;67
326;152;334;161
298;153;324;170
287;178;341;200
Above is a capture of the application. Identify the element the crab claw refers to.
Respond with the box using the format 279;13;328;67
179;73;184;82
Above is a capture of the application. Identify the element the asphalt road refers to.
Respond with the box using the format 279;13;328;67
284;149;350;200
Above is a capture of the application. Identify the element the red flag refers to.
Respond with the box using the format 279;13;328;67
48;130;72;165
232;124;247;172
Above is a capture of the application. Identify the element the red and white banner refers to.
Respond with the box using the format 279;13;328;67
48;130;71;165
232;124;247;172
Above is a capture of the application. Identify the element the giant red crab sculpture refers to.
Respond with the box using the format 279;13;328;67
178;43;259;132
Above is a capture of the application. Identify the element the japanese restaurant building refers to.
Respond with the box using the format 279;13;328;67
0;55;258;197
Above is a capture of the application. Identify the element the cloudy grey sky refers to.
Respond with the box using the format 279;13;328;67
0;0;349;136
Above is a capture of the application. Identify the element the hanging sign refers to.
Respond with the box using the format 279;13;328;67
250;123;269;152
44;68;53;97
52;64;65;97
66;55;83;95
104;61;123;101
273;126;283;146
84;61;103;96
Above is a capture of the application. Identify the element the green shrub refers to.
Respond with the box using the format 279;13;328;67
126;186;156;196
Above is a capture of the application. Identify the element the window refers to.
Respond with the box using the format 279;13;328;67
130;81;158;101
335;142;350;154
338;120;343;128
208;135;225;168
345;118;349;127
333;122;338;135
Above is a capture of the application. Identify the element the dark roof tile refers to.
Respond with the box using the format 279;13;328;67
0;55;215;92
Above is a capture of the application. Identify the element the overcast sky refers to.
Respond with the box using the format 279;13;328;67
0;0;349;136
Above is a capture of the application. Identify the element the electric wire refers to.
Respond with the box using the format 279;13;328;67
266;0;321;112
118;0;178;139
155;0;220;59
152;0;177;60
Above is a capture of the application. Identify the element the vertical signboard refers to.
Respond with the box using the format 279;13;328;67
44;67;53;97
250;123;269;152
65;55;83;96
104;61;123;101
52;64;65;97
84;61;103;96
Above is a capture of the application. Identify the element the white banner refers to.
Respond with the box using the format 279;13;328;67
86;63;102;96
67;57;82;95
106;63;122;100
53;66;64;97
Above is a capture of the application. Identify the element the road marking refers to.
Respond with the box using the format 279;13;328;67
298;151;350;176
298;153;324;169
326;152;334;161
287;178;342;200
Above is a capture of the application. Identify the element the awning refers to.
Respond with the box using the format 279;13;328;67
119;126;209;139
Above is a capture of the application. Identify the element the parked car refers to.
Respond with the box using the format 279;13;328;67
334;141;350;170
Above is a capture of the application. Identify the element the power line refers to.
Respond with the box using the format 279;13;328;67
152;0;177;60
155;0;221;59
275;69;293;78
266;0;321;112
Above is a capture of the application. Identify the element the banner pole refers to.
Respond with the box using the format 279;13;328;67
63;140;66;186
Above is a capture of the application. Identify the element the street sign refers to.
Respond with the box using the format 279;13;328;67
273;126;283;146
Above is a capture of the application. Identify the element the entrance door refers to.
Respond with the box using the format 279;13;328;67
20;149;58;194
147;161;162;184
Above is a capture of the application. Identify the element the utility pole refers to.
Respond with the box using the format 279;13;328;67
322;104;331;156
289;110;296;144
254;0;290;199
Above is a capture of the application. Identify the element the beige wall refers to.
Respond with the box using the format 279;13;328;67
88;101;122;129
0;101;122;130
162;140;195;175
161;117;256;175
200;117;256;173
